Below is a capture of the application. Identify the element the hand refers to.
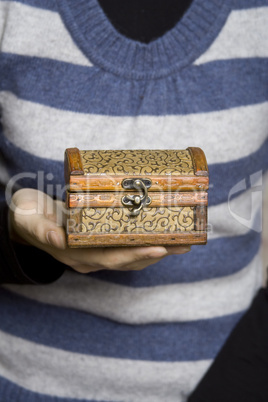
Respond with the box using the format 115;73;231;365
9;189;191;273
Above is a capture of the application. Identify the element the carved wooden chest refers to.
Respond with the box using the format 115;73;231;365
64;147;209;248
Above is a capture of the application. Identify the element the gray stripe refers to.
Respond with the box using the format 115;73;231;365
195;8;268;64
1;91;267;163
4;252;262;324
0;1;92;66
0;330;211;401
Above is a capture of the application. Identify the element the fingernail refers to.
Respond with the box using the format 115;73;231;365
147;247;168;258
167;246;191;254
179;246;191;254
46;231;65;249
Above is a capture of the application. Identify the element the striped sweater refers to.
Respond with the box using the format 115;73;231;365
0;0;268;400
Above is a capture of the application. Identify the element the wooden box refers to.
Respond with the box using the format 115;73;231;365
64;147;209;248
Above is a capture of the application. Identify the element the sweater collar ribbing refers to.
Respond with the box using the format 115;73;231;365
58;0;232;79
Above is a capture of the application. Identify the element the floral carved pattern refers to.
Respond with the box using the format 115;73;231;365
81;206;195;234
80;150;194;176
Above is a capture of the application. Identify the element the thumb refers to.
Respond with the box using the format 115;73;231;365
11;199;66;250
46;228;67;251
29;214;66;251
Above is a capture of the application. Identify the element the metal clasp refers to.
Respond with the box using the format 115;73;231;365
121;178;152;216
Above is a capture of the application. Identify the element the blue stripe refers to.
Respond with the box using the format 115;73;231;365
0;376;110;402
1;127;266;287
0;54;267;115
92;230;261;286
233;0;268;8
0;288;244;361
1;131;268;208
0;0;57;11
0;137;264;287
0;128;262;288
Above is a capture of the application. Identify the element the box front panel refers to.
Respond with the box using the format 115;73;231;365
80;206;195;234
66;204;207;247
66;191;208;247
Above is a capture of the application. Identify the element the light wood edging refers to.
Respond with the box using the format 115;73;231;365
68;191;208;208
68;175;209;192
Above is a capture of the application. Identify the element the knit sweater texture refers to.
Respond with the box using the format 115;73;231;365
0;0;268;400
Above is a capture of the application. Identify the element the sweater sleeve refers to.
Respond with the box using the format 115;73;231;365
0;201;66;284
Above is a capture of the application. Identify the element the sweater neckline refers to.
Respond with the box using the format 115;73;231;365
58;0;231;80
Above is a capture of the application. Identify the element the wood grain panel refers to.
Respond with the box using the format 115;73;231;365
67;232;207;247
187;147;209;177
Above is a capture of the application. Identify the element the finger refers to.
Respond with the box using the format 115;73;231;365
71;257;163;274
116;257;163;271
69;246;169;271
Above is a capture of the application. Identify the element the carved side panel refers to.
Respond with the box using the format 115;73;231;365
195;205;207;231
66;208;82;234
